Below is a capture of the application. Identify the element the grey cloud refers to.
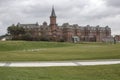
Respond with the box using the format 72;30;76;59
106;0;120;7
0;0;120;35
22;5;50;18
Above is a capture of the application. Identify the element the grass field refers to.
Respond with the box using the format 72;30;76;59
0;41;120;61
0;64;120;80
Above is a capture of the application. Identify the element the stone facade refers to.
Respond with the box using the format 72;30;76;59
16;7;111;42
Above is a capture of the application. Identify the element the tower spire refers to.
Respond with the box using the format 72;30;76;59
50;6;56;17
50;6;57;31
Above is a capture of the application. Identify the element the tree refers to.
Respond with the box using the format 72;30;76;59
22;33;33;41
7;25;25;40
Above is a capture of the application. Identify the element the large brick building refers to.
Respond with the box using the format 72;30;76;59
15;7;111;42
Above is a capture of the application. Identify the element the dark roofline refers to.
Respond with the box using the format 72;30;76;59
50;6;56;17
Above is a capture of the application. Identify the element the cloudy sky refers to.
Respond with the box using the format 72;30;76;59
0;0;120;35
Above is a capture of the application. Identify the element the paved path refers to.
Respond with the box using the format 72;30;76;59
0;59;120;67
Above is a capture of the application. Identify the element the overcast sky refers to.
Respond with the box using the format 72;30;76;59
0;0;120;35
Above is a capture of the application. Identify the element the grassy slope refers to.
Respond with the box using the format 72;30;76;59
0;64;120;80
0;41;120;61
0;41;73;51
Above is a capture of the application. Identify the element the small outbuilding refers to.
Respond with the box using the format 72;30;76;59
72;36;80;43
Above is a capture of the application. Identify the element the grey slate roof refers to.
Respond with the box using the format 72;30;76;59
20;24;37;27
50;6;56;17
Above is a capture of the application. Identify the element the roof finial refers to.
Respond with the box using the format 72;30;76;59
52;5;54;9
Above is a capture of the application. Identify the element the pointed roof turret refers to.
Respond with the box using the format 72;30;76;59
50;6;56;17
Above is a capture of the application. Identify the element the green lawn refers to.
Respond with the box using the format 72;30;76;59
0;41;120;61
0;64;120;80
